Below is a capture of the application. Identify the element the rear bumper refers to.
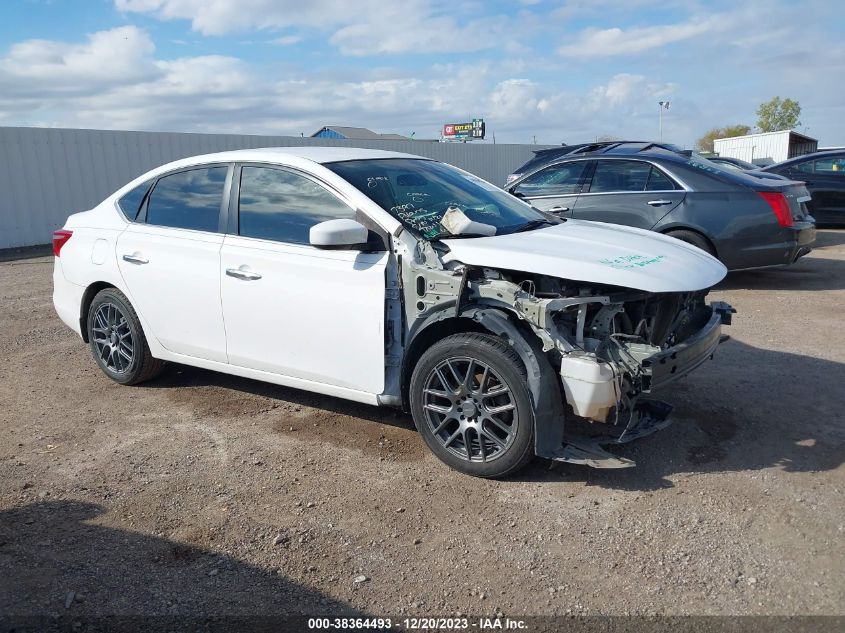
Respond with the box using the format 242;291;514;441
725;221;816;270
641;301;733;391
788;221;816;262
52;260;85;338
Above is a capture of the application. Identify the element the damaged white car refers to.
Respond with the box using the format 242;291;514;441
53;148;734;478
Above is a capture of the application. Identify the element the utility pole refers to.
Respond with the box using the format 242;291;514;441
658;101;670;141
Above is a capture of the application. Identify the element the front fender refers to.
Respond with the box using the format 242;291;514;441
459;308;567;459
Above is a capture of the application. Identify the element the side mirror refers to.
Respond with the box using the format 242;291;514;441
310;219;369;250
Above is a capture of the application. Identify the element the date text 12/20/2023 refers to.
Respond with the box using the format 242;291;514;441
307;617;529;630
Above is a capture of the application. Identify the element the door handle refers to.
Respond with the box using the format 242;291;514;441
547;206;570;213
122;253;149;265
647;199;674;207
226;267;262;281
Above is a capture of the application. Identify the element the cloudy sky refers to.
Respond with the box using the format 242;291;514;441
0;0;842;146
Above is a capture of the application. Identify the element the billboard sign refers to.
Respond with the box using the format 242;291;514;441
443;118;485;140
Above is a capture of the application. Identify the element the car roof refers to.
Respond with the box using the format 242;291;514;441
533;141;683;158
166;146;426;168
113;146;433;200
765;148;845;169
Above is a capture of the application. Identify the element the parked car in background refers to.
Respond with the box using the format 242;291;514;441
506;141;816;270
53;147;734;478
705;156;761;171
762;150;845;224
505;141;680;185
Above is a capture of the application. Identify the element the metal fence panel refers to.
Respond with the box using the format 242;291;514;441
0;126;550;249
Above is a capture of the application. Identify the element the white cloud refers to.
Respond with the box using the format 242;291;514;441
588;73;673;108
0;26;159;94
271;35;302;46
489;79;546;119
3;6;844;147
115;0;520;55
115;0;352;35
558;17;722;57
329;11;509;56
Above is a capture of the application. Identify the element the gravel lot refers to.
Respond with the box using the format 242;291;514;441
1;231;843;620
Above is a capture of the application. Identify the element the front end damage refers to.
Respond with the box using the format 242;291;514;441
393;238;735;469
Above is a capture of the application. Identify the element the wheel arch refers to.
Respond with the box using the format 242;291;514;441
658;224;719;258
401;307;566;458
401;313;488;409
79;281;117;342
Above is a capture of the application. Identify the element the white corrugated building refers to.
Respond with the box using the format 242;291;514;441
713;130;817;166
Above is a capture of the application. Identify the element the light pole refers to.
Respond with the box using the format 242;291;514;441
658;101;670;141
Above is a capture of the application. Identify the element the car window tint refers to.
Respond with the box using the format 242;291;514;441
794;161;814;173
238;166;356;245
146;167;227;232
513;161;587;196
646;167;676;190
117;180;152;220
589;160;651;193
813;156;845;175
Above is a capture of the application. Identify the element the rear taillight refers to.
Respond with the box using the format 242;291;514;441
52;229;73;256
757;191;793;227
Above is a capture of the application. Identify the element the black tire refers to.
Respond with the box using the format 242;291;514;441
409;333;535;478
665;229;716;256
86;287;164;385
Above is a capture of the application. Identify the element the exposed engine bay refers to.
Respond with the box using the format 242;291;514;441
388;237;735;468
469;267;717;418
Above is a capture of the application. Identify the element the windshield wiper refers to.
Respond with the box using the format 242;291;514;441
439;232;496;239
506;219;556;234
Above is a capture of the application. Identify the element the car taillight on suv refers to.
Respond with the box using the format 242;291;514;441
757;191;793;227
52;229;73;256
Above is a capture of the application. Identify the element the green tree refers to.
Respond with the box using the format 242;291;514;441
756;97;801;132
695;124;751;153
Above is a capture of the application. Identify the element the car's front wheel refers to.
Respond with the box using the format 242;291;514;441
87;287;164;385
409;333;535;478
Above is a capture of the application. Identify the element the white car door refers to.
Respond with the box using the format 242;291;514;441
220;164;388;394
117;164;230;363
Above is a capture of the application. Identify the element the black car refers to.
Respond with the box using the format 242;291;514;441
505;141;816;270
762;150;845;224
706;156;761;171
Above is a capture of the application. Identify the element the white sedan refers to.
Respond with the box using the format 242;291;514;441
53;147;733;477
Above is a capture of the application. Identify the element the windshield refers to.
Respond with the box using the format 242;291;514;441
326;158;548;240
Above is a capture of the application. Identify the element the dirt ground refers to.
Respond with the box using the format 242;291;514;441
1;231;843;620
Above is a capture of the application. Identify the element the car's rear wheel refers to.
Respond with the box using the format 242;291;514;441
665;229;715;256
409;333;535;478
87;288;164;385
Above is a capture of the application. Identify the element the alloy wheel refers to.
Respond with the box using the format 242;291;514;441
422;357;517;462
92;302;135;373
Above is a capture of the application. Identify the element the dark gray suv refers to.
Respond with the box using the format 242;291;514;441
506;142;816;270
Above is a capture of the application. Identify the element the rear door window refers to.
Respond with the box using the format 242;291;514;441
588;160;652;192
646;167;677;190
513;161;588;196
145;166;228;232
237;166;356;245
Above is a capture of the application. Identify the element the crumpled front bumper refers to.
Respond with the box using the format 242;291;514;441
640;301;735;392
548;301;735;468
